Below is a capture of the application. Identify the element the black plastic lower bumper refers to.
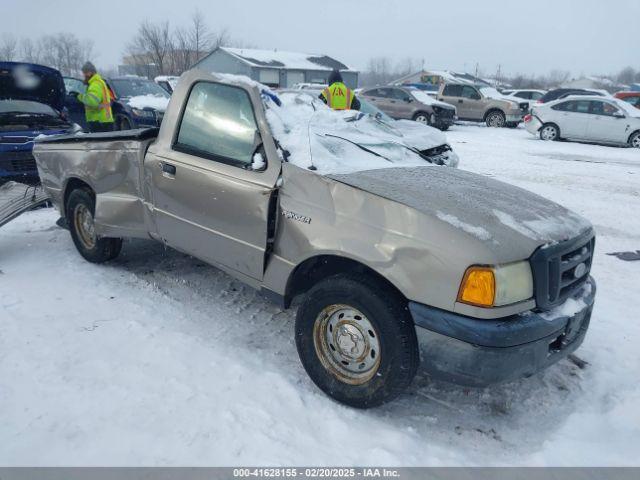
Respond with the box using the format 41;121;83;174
409;277;596;387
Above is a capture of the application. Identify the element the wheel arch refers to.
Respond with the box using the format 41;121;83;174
63;177;95;214
283;254;407;309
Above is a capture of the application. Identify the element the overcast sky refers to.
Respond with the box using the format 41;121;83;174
3;0;638;77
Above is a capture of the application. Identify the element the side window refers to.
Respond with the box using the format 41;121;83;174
364;88;381;97
442;84;463;97
514;91;529;99
593;101;621;116
390;88;411;101
461;86;480;99
377;88;393;98
628;97;640;107
531;92;543;101
552;101;574;112
175;82;259;168
574;100;591;114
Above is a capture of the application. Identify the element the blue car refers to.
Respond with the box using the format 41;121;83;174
64;76;170;131
1;62;75;182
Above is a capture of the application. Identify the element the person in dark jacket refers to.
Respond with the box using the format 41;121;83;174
319;69;360;111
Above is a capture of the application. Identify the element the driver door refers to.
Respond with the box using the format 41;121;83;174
144;81;279;282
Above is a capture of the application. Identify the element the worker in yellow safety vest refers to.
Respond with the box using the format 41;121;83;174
75;61;115;132
320;69;360;111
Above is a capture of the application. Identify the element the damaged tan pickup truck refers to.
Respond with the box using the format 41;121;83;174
33;70;596;408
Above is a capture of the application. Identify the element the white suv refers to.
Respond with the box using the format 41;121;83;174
525;96;640;148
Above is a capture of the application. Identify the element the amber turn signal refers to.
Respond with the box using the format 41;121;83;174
458;267;495;307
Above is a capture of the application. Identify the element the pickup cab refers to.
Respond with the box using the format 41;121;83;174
438;83;529;127
33;70;596;408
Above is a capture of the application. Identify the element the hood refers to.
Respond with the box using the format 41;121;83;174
0;62;66;111
392;119;447;150
328;166;592;256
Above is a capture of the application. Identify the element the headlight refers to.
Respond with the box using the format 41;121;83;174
132;107;155;118
458;261;533;307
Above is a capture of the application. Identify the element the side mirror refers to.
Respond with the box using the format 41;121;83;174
613;112;625;118
404;97;413;103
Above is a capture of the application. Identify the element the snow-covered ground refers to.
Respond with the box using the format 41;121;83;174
1;125;639;466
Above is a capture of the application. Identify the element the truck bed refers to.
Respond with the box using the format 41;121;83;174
32;128;159;239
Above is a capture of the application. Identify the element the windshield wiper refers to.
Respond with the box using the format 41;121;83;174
0;111;57;118
322;133;393;163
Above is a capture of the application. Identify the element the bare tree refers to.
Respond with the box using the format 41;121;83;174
0;34;18;61
19;38;41;63
127;20;173;75
617;66;637;86
36;33;94;76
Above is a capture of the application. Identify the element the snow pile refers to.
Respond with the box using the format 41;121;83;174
128;95;170;111
264;92;432;174
251;152;265;171
436;212;491;241
540;282;592;321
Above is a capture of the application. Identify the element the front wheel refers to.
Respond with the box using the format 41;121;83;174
66;188;122;263
413;111;432;125
295;274;419;408
629;131;640;148
485;111;506;128
540;123;560;141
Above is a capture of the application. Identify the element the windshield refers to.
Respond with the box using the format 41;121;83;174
64;77;86;94
110;79;170;98
359;98;394;123
410;90;439;105
479;87;503;98
614;98;640;117
0;99;58;117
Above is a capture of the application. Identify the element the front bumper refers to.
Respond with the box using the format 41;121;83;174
409;277;595;387
506;112;524;123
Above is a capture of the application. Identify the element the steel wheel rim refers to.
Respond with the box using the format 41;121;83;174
488;113;504;127
74;204;96;249
313;304;381;385
541;126;557;140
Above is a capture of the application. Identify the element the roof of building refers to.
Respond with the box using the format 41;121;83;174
198;47;357;72
392;70;489;86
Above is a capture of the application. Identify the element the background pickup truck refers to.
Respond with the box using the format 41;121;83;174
438;83;530;128
34;70;596;408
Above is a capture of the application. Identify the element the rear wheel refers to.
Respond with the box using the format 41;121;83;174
295;274;419;408
66;189;122;263
540;123;560;141
413;111;431;125
629;131;640;148
485;110;506;128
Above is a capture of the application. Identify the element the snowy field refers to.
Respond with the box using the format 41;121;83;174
1;125;639;466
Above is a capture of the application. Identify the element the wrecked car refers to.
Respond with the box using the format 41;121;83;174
33;70;596;408
0;62;76;182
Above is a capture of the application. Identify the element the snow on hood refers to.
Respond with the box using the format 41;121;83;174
479;87;522;105
410;90;455;110
328;166;592;255
127;94;170;111
264;90;444;175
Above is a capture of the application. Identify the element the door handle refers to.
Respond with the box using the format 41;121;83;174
458;99;463;104
161;162;176;175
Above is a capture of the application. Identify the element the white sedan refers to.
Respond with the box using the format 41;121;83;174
525;95;640;148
